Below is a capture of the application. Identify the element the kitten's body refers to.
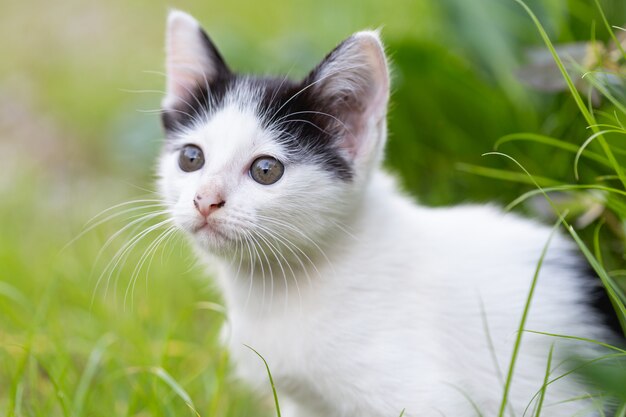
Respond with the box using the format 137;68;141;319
218;172;606;417
157;11;618;417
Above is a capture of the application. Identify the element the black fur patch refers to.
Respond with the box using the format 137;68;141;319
162;72;354;180
581;262;624;339
257;77;354;180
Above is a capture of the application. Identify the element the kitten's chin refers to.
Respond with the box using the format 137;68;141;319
186;220;236;253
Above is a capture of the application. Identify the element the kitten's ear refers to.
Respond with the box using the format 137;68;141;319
162;10;229;114
305;31;390;165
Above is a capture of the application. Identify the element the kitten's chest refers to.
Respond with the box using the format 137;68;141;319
224;305;328;396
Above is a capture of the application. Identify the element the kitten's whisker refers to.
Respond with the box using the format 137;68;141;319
329;218;360;241
135;109;163;114
85;199;164;227
126;225;169;309
138;107;197;122
258;228;304;314
83;203;164;232
159;226;181;268
135;109;195;120
119;182;161;196
251;229;295;313
231;232;245;290
63;204;166;254
189;78;211;124
125;225;178;311
241;233;256;314
136;225;177;289
167;66;209;123
252;221;310;295
275;118;331;135
107;219;175;306
119;88;167;95
256;215;333;278
200;67;213;118
98;217;172;294
144;68;207;126
92;210;171;272
92;218;173;307
245;229;273;312
260;68;294;123
275;110;351;135
252;220;319;287
238;230;259;308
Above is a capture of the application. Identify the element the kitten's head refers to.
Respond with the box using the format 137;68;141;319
158;11;389;256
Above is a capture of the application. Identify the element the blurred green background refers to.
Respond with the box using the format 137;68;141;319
1;0;625;415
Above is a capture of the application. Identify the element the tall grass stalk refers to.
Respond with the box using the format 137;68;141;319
512;0;626;189
497;216;565;417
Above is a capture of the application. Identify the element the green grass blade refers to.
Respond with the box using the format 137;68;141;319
495;133;611;168
127;366;200;416
72;334;116;417
498;215;564;417
593;0;626;60
568;228;626;334
514;0;626;190
583;73;626;116
208;349;229;417
593;219;605;267
245;344;282;417
456;163;561;186
523;352;626;416
574;130;626;179
0;281;30;308
504;184;620;212
33;356;71;417
8;353;28;417
479;298;506;387
152;367;200;416
533;343;554;417
445;383;485;417
484;151;626;334
524;330;626;353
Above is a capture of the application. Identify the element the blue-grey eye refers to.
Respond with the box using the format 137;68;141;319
250;156;284;185
179;145;204;172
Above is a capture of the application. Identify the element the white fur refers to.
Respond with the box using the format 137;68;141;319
158;13;612;417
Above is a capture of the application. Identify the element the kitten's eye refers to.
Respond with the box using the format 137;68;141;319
178;145;205;172
250;156;284;185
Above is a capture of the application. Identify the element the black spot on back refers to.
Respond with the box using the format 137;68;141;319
580;261;625;341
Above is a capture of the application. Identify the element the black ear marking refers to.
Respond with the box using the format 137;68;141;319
197;29;230;78
298;31;389;161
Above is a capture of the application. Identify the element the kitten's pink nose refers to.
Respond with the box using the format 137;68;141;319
193;193;225;217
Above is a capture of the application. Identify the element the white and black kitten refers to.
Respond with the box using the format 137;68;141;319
157;10;621;417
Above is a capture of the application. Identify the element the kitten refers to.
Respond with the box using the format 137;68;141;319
157;10;620;417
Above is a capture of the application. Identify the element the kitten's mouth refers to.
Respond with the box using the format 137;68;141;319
192;219;230;240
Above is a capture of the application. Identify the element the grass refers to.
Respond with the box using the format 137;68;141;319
497;214;565;417
486;1;626;414
1;0;626;415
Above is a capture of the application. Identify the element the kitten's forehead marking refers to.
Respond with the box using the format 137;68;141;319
195;104;272;168
182;83;288;175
